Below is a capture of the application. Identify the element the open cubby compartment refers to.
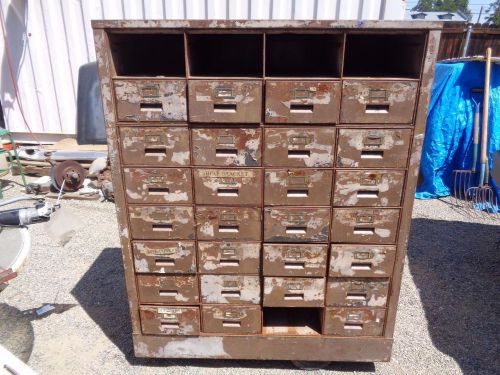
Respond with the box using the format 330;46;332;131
262;308;323;336
187;33;264;77
108;33;186;77
265;33;343;78
343;32;426;78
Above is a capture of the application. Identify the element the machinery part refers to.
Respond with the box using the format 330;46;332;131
93;157;114;200
0;201;53;226
50;160;86;192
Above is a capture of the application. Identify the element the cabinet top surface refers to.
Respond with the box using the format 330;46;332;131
91;19;443;30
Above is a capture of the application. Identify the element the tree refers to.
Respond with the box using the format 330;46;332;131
412;0;472;20
485;0;500;25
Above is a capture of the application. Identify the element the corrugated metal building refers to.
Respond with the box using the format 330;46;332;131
0;0;406;142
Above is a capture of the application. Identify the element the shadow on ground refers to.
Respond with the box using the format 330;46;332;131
71;247;375;371
408;218;500;375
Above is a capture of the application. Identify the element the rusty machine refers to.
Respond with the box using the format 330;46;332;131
93;20;442;362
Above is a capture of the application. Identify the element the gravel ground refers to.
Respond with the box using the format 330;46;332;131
0;174;498;375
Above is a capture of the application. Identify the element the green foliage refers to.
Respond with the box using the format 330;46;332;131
486;0;500;25
412;0;472;20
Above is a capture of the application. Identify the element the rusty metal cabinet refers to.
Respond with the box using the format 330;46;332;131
94;20;441;362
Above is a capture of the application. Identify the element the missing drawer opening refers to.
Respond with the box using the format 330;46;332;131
148;187;169;195
152;224;173;232
284;262;305;269
351;262;372;270
290;104;314;113
222;320;241;328
140;102;163;111
218;225;239;233
361;150;384;159
155;259;175;267
214;103;237;113
221;291;241;298
262;307;322;336
286;226;307;234
365;104;389;114
216;148;238;157
288;150;310;159
219;259;240;266
287;189;309;198
217;188;239;197
357;190;379;198
353;227;375;235
144;147;167;156
159;290;178;296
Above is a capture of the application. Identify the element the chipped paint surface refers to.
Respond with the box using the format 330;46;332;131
202;305;261;334
140;306;200;335
263;244;328;277
263;277;325;307
330;244;396;277
198;242;260;274
137;275;199;304
326;278;389;307
196;207;261;241
133;241;196;273
200;275;261;304
129;206;195;240
324;308;386;336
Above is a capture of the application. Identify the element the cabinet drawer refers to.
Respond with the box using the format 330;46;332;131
263;244;327;277
119;127;190;166
198;242;260;274
188;80;262;123
136;275;199;304
196;207;261;241
114;79;187;122
124;168;193;204
326;278;389;307
264;207;330;243
263;277;325;307
265;81;341;124
329;244;396;278
263;128;335;167
193;168;262;205
264;169;332;206
200;275;261;304
336;128;412;169
331;208;399;244
202;305;261;334
140;305;200;336
340;80;417;124
192;128;262;167
333;170;405;207
129;206;194;240
133;241;196;274
324;308;385;336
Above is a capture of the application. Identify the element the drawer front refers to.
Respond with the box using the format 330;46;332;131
331;208;399;244
333;170;405;207
263;244;328;277
124;168;193;204
329;244;396;277
326;278;389;307
188;80;262;123
129;206;195;240
119;127;190;166
202;305;261;334
196;207;261;241
133;241;196;274
193;168;262;205
324;308;385;336
200;275;261;304
264;169;332;206
263;277;325;307
336;129;412;168
263;128;335;167
114;79;186;122
192;128;262;167
340;80;417;124
198;242;260;274
264;207;330;243
140;305;200;336
265;81;341;124
136;275;199;304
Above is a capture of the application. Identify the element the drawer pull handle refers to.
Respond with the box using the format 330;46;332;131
217;188;239;197
155;259;175;267
351;262;372;270
361;150;384;159
148;187;169;195
347;293;367;300
284;293;304;300
219;259;240;266
222;320;241;327
288;150;310;159
344;323;364;330
290;104;313;113
357;190;379;199
159;290;178;296
287;189;308;198
214;103;237;113
144;147;167;156
216;148;238;157
140;102;163;111
286;226;307;234
284;262;305;270
219;225;239;233
365;104;389;114
221;291;241;297
152;224;173;232
353;227;375;235
160;322;180;329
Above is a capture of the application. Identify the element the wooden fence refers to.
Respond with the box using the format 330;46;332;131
439;23;500;60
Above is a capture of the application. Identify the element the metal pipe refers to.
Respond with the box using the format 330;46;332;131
462;23;473;58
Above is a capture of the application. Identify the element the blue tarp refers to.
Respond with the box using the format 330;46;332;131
416;61;500;201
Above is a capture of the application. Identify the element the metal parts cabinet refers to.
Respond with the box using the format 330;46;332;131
93;20;442;362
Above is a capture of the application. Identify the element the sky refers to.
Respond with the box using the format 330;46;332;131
405;0;496;22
